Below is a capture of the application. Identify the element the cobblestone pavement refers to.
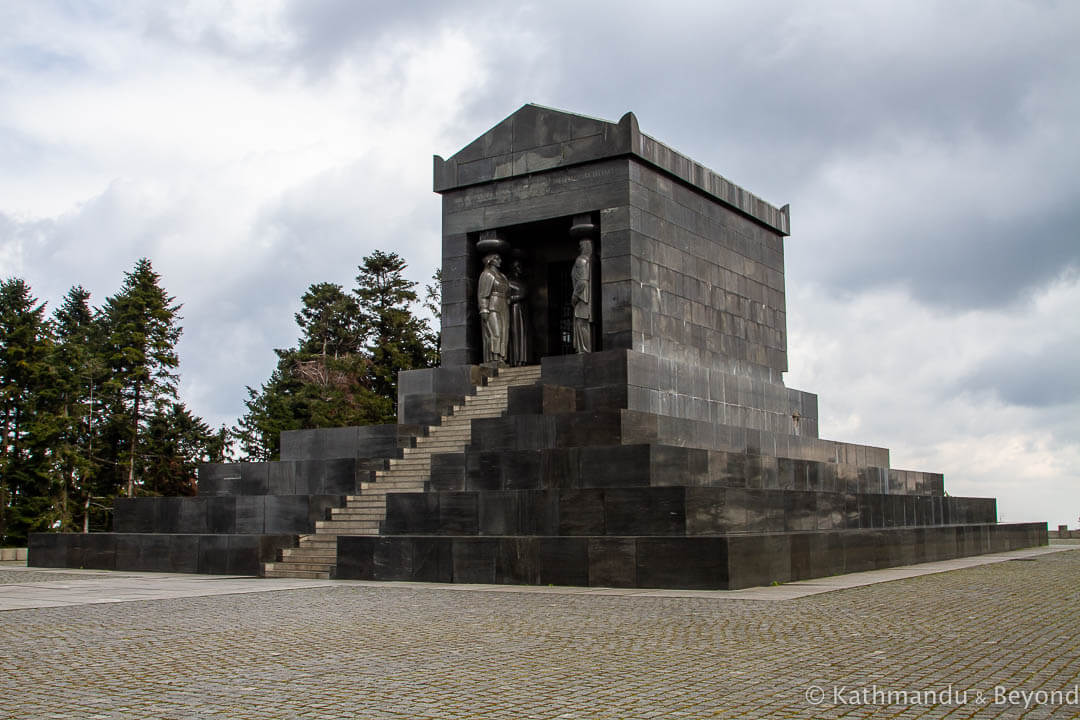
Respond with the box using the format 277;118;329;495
2;550;1079;719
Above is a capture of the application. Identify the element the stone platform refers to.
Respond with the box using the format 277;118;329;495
29;425;421;575
336;351;1044;589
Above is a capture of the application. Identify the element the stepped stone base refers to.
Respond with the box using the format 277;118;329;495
28;417;440;576
335;523;1047;589
29;533;297;576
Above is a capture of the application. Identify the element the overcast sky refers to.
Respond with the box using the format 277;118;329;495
1;1;1076;527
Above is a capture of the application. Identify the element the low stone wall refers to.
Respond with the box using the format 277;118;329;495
29;533;296;576
1;547;27;561
1050;526;1077;539
336;522;1047;590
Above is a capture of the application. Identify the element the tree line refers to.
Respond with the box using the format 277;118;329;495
0;250;438;545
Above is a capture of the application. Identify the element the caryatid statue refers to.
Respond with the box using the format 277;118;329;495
507;259;531;366
570;216;595;353
477;252;510;365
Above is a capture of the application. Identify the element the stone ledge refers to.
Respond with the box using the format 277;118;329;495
335;522;1047;590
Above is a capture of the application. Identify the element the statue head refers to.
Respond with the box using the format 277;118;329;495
483;253;501;268
510;260;524;277
578;239;593;256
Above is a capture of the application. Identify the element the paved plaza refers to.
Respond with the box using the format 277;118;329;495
2;545;1078;719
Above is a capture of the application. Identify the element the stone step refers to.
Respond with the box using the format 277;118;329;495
315;520;380;531
264;568;330;579
407;444;467;453
264;561;334;573
308;528;379;537
429;439;471;446
330;510;384;520
298;535;338;545
361;480;425;489
491;373;540;383
382;465;429;474
414;431;470;442
366;475;429;483
415;441;469;449
281;548;336;560
360;488;425;496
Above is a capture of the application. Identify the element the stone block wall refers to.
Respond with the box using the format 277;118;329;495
623;161;788;377
335;523;1046;590
383;487;995;538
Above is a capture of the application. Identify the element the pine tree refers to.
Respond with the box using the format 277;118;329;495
0;279;54;545
99;259;182;498
46;286;100;531
235;285;377;460
354;251;438;420
424;268;442;365
234;251;438;460
295;282;363;358
140;401;219;497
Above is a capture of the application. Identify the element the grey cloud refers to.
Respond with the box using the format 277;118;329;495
433;2;1080;311
790;193;1080;311
959;336;1080;408
281;0;494;74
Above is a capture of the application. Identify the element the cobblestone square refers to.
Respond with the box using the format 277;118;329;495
2;547;1078;719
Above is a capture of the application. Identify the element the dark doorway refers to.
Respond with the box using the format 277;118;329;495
547;260;575;356
472;213;600;361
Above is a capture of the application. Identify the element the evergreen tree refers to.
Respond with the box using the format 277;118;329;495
234;356;307;461
235;286;379;460
46;286;100;531
0;279;54;545
424;268;442;365
354;251;438;420
99;259;182;498
234;251;438;459
140;401;221;497
295;282;363;358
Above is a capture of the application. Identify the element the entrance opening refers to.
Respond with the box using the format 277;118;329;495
472;213;600;361
547;260;575;356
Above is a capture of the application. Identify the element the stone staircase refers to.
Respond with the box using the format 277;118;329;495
263;365;542;578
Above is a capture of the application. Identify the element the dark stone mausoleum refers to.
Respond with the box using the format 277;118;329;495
31;104;1045;587
339;104;1045;588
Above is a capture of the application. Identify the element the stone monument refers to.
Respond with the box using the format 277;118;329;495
352;104;1046;588
30;104;1047;587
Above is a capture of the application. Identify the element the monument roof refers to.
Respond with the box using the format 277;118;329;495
434;104;790;235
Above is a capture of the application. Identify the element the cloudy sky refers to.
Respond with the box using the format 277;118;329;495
1;1;1076;527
